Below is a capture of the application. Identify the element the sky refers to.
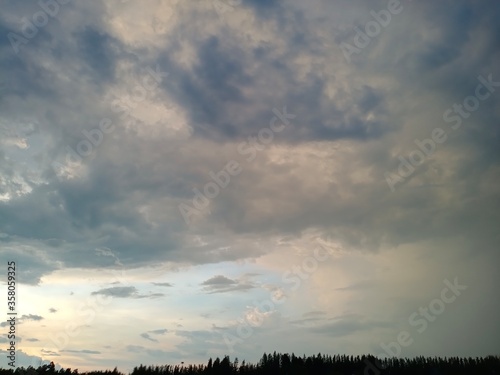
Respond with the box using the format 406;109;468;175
0;0;499;372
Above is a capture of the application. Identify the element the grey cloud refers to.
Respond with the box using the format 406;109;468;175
0;314;44;327
201;275;237;285
73;26;119;84
90;286;165;299
152;282;174;287
201;275;255;293
140;333;158;343
135;292;165;299
91;286;137;298
149;329;168;335
0;245;58;285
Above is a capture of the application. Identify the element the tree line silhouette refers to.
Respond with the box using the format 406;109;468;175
2;352;499;375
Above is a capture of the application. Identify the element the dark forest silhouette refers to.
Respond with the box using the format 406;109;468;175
2;353;500;375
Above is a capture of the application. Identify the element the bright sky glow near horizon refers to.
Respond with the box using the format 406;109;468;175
0;0;499;372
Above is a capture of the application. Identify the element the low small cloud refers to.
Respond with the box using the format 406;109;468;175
135;292;165;299
91;286;138;298
140;333;158;343
303;311;327;317
201;275;255;293
91;286;164;299
201;275;236;286
149;329;168;335
152;282;173;287
49;308;57;313
140;328;168;342
22;314;43;321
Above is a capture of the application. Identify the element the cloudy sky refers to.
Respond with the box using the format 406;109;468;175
1;0;499;372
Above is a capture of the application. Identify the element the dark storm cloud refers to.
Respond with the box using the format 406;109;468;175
147;0;394;145
195;0;500;251
0;0;391;285
158;30;389;143
0;158;183;275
